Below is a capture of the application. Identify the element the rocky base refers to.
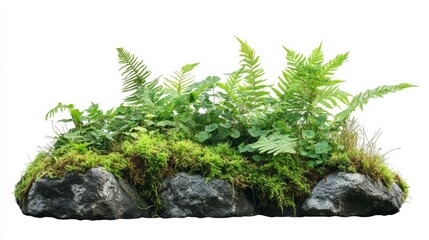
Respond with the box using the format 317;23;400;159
17;169;404;219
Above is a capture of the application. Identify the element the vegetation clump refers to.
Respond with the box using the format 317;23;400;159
16;38;413;213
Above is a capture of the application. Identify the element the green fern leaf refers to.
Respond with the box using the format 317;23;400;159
312;86;351;109
217;68;244;98
320;52;349;76
307;42;324;66
45;102;75;120
335;83;416;122
273;47;306;99
164;63;199;95
250;132;297;156
117;48;160;104
236;37;271;109
284;47;306;71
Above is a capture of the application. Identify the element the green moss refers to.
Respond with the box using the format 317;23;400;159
15;150;129;203
395;174;409;201
15;131;310;212
16;130;406;214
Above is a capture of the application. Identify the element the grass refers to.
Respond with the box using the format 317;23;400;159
328;118;409;200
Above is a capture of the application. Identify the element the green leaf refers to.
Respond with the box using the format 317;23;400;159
164;62;199;95
238;143;254;153
230;129;240;138
205;123;219;132
195;131;210;143
248;127;262;137
302;130;316;139
334;83;416;123
220;122;232;129
250;133;297;156
131;126;147;133
156;120;175;127
252;155;264;162
315;141;331;154
117;48;159;104
179;112;193;123
182;63;200;73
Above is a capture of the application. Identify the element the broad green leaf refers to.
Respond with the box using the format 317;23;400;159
156;120;175;127
248;127;263;137
220;122;232;129
252;155;264;162
238;143;254;153
315;141;331;154
179;112;193;123
302;130;315;139
230;129;240;138
205;123;219;132
195;131;210;143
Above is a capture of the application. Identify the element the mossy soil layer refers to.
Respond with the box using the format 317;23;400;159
15;131;408;216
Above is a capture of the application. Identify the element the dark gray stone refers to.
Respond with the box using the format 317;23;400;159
159;173;255;217
302;172;403;216
19;167;149;220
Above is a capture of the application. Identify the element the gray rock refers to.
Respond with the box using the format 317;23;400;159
159;173;255;217
302;172;404;216
19;167;149;219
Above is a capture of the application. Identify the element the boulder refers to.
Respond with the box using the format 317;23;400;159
301;172;404;216
19;167;149;220
159;173;255;217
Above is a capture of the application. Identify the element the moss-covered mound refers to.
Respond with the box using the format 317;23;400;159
16;131;408;215
16;39;411;216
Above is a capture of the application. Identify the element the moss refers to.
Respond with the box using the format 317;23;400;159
16;130;407;214
15;150;129;203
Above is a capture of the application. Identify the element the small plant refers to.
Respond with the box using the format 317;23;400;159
17;38;414;213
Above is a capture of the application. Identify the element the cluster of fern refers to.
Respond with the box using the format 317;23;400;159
16;37;413;213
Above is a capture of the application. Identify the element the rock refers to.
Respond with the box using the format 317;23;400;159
19;167;150;220
302;172;403;216
258;200;303;217
159;173;255;217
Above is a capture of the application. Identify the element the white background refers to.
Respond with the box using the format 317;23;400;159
1;0;428;239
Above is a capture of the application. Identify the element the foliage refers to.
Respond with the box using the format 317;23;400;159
16;38;413;213
326;118;409;199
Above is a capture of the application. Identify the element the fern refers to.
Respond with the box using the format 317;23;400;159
45;102;83;129
236;37;271;110
273;47;306;99
45;102;75;120
117;48;160;104
164;63;199;95
320;52;349;76
307;42;324;66
335;83;416;123
217;68;243;99
250;132;297;156
312;86;351;109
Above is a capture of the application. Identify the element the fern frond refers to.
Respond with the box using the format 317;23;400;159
217;68;244;98
320;52;349;76
273;46;308;99
307;42;324;66
117;48;151;92
164;63;199;95
284;46;306;71
45;102;75;120
188;76;221;102
250;132;297;156
335;83;416;123
312;86;351;109
236;37;271;109
117;48;161;104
